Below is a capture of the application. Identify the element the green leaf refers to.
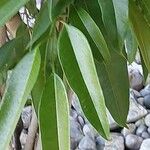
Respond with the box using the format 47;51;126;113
39;74;70;150
140;51;148;83
98;0;119;51
138;0;150;26
0;25;30;71
125;25;138;64
69;7;110;62
52;0;73;20
29;1;51;47
0;48;40;149
95;51;129;127
112;0;129;47
129;0;150;72
0;0;30;27
58;24;109;139
32;42;47;115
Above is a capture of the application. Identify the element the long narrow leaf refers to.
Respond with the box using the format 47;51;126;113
39;74;70;150
0;0;30;27
129;0;150;72
0;48;40;149
69;7;110;62
58;24;109;139
95;51;129;127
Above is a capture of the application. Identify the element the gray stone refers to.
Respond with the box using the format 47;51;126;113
140;85;150;97
108;99;147;129
96;136;105;150
147;127;150;134
145;114;150;127
141;132;150;139
135;119;145;127
137;97;144;106
70;109;78;119
127;99;147;123
128;65;143;91
78;136;96;150
144;95;150;109
83;124;95;140
121;124;136;137
21;106;32;129
70;117;84;149
20;130;28;146
140;139;150;150
77;115;85;127
132;89;142;98
104;133;124;150
136;124;147;136
125;134;143;150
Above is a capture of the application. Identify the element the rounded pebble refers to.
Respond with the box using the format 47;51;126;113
136;124;147;136
144;95;150;109
125;134;143;150
145;114;150;127
140;139;150;150
141;132;150;139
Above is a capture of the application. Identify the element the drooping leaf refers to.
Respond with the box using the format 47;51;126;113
125;25;138;64
95;51;129;127
39;74;70;150
52;0;73;20
129;0;150;72
32;42;47;115
0;0;30;27
112;0;129;46
98;0;119;51
0;25;30;71
69;7;110;62
140;51;148;83
0;48;40;149
58;24;109;139
138;0;150;26
29;1;51;47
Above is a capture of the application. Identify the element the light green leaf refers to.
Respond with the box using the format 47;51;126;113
0;48;40;149
70;7;110;62
39;74;70;150
129;0;150;72
95;51;129;127
58;24;109;139
0;0;30;27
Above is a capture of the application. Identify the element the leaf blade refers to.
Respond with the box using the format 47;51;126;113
0;48;40;149
58;24;109;139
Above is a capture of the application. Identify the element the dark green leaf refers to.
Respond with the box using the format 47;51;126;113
129;0;150;72
0;0;30;27
95;51;129;127
29;1;51;47
58;24;109;139
32;42;47;115
0;48;40;149
98;0;119;51
0;25;30;71
39;74;70;150
125;25;138;64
